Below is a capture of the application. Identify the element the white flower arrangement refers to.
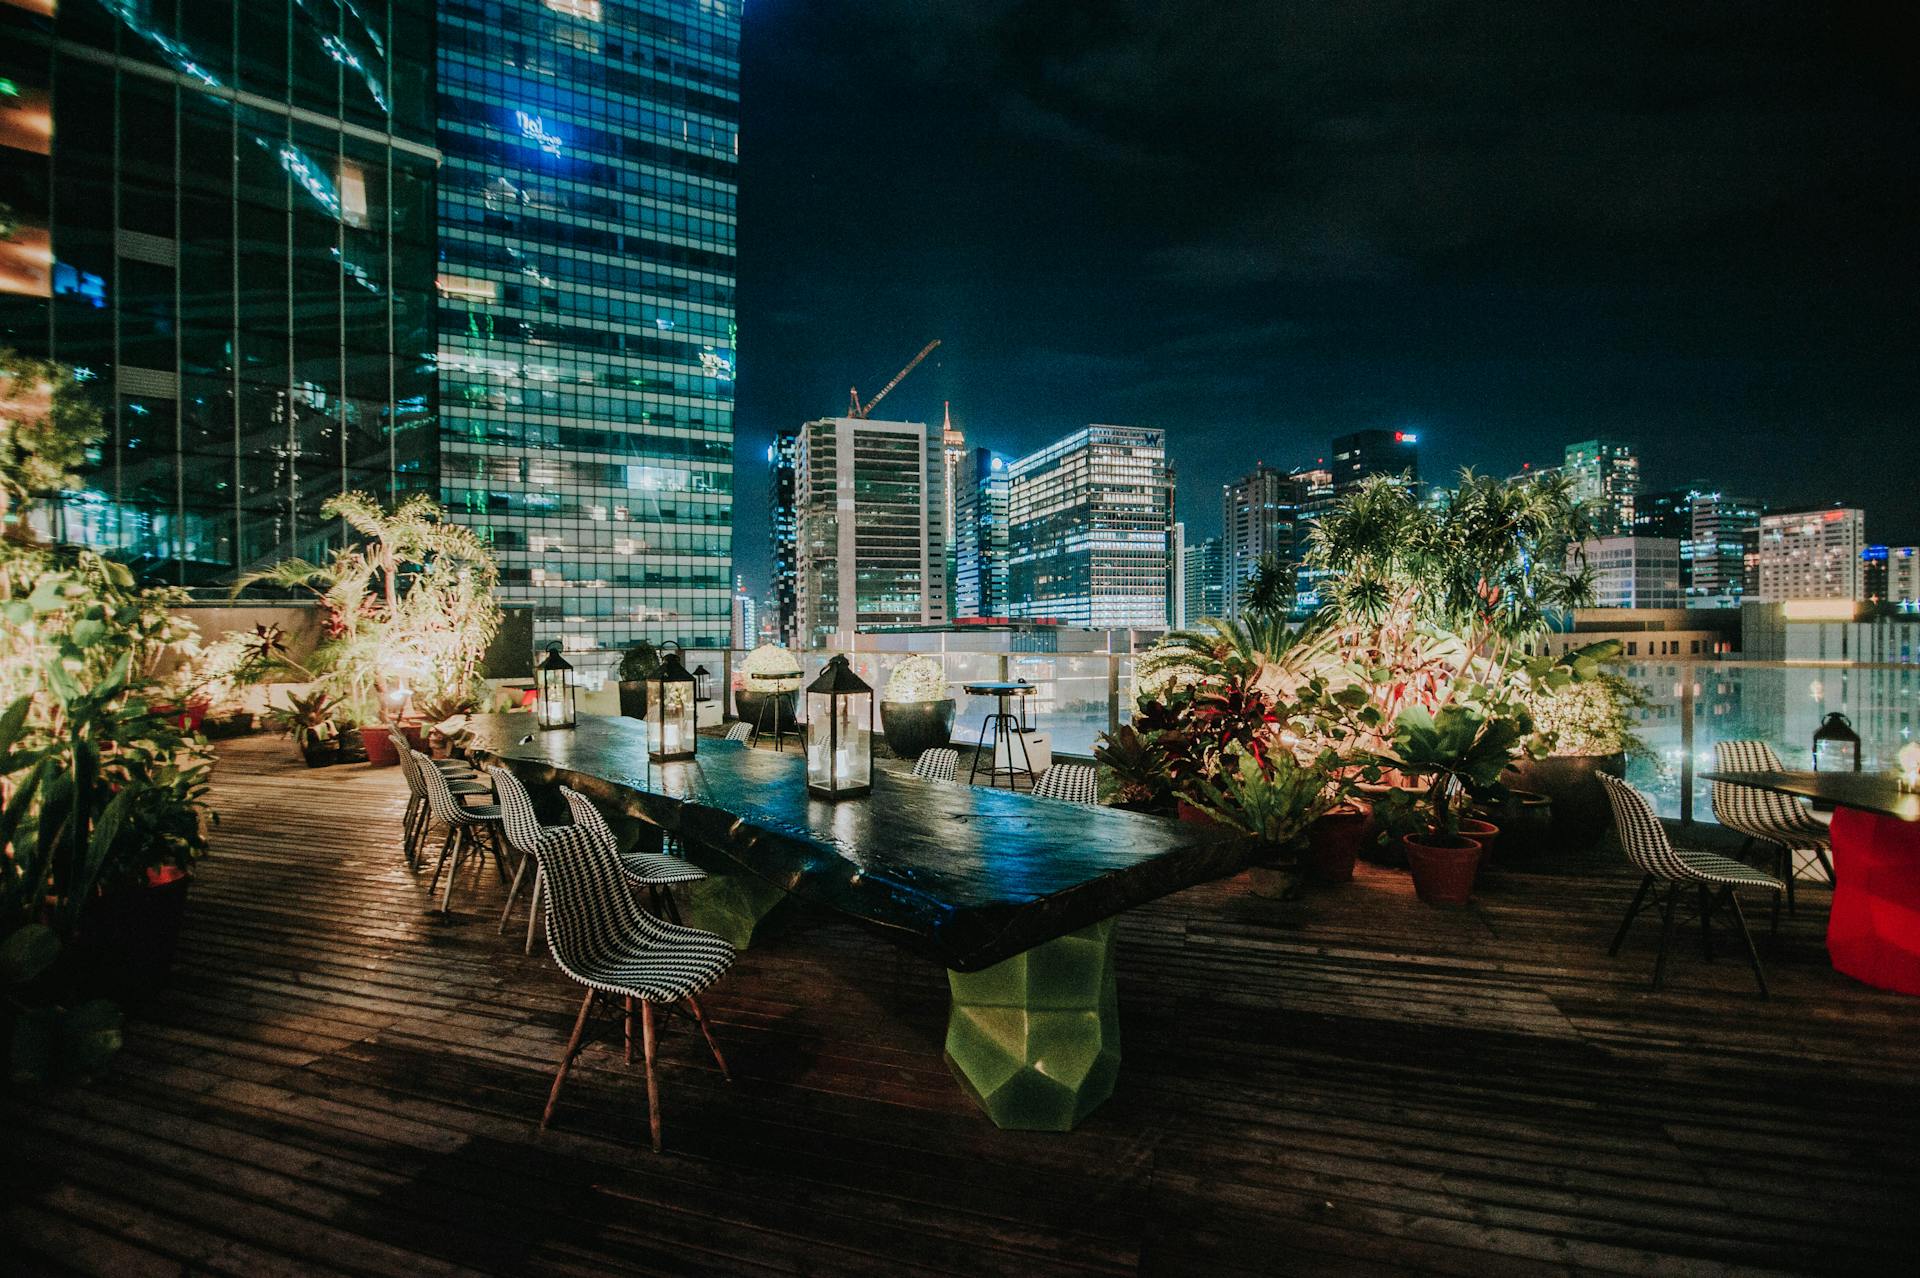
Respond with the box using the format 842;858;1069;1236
882;654;949;704
740;643;802;691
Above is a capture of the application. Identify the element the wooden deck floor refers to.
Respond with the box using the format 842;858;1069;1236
6;736;1919;1277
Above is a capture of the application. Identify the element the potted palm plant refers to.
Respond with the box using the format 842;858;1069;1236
1375;698;1534;905
878;655;954;759
616;640;660;719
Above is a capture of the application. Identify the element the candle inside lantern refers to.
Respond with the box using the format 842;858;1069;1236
1899;742;1920;791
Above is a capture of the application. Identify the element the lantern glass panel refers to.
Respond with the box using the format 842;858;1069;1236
537;648;575;730
807;690;871;794
1813;712;1861;772
648;673;697;759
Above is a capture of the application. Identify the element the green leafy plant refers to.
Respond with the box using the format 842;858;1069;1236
267;689;346;748
1520;640;1649;759
617;640;661;683
1180;739;1340;849
1374;696;1536;842
1093;724;1173;812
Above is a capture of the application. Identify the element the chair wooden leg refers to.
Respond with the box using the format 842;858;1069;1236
524;868;544;955
1698;885;1714;961
501;852;530;933
428;825;456;896
640;1000;663;1154
624;996;635;1065
440;827;466;913
541;989;597;1132
684;994;730;1081
1724;886;1770;998
1652;882;1680;990
1609;875;1654;956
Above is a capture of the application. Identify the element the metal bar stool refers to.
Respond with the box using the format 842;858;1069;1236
961;680;1037;788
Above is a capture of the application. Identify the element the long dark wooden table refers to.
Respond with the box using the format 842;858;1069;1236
453;712;1253;1128
1704;769;1920;995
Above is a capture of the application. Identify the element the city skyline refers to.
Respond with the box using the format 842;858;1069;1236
729;1;1918;601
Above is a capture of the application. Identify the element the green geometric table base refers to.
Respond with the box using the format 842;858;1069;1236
675;871;793;951
944;918;1120;1131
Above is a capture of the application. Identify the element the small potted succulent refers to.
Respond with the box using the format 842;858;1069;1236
734;643;802;730
878;655;954;759
616;640;660;719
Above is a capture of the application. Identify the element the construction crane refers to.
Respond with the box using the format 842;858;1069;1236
848;339;941;419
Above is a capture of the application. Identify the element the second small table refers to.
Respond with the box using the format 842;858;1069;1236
961;680;1038;788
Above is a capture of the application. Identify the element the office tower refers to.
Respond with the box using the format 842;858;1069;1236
1862;546;1919;607
1006;424;1171;629
1633;487;1694;542
1754;506;1866;601
1686;491;1761;606
1331;429;1419;494
1220;463;1303;618
793;415;945;647
1288;462;1337;615
435;0;740;649
0;0;440;584
941;401;964;608
952;446;1009;620
1183;535;1226;626
1169;522;1187;629
769;423;799;645
729;575;754;648
1575;536;1682;609
1564;438;1640;535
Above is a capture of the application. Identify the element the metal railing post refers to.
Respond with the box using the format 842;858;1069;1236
1679;661;1696;826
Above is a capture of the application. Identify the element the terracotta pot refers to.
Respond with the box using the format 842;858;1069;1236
1402;832;1482;905
72;870;192;1007
1502;754;1625;853
1457;817;1500;870
1306;806;1369;883
1177;800;1227;829
359;724;400;767
1488;789;1554;862
153;698;211;731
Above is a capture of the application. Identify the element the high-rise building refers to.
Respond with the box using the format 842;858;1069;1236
1169;522;1188;629
769;424;799;646
1686;491;1762;607
793;416;944;647
1006;424;1172;629
952;446;1009;620
728;575;754;649
1575;536;1682;609
1861;545;1919;608
1331;429;1419;494
1221;463;1302;618
434;0;740;650
1183;535;1225;626
0;0;441;584
1288;462;1337;615
940;401;964;608
1564;438;1640;535
1754;506;1866;601
1633;487;1695;543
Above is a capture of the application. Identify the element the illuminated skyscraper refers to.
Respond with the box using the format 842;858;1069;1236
1564;438;1640;536
1686;491;1762;606
953;446;1009;619
1331;429;1419;494
1006;424;1172;629
434;0;740;649
769;423;799;646
0;0;441;583
1183;535;1225;626
941;400;965;608
1221;463;1302;618
1754;506;1866;601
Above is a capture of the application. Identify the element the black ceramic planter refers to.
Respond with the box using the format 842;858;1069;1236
734;688;798;731
618;680;648;719
880;698;955;759
1502;754;1624;853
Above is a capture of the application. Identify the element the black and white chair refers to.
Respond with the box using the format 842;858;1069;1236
1712;739;1835;916
1032;763;1098;805
561;787;708;925
724;721;754;742
911;747;959;782
393;729;490;869
418;752;509;914
533;786;735;1151
1600;773;1784;995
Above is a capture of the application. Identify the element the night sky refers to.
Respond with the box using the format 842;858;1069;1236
729;1;1918;599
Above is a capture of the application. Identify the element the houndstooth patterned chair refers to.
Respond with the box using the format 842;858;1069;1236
1712;740;1835;916
418;750;508;914
724;721;754;742
562;788;708;923
1032;763;1099;805
392;729;487;868
534;787;735;1151
1600;772;1783;995
911;747;959;782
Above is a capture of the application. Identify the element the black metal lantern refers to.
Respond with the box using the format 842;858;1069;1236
647;650;698;761
692;664;713;702
535;643;576;730
806;655;873;799
1813;711;1861;772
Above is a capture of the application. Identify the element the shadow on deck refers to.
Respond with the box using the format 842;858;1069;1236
5;735;1918;1276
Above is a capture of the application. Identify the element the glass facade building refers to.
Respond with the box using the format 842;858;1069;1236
1220;463;1302;620
1006;424;1173;630
1331;428;1419;495
0;0;441;584
952;445;1008;619
1183;534;1224;627
1563;437;1640;536
769;421;797;645
434;0;739;650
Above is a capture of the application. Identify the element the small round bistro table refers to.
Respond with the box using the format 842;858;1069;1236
961;681;1037;788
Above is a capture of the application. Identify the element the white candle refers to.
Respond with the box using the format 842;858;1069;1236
663;723;680;751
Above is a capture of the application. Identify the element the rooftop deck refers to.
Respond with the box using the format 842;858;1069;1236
6;736;1918;1276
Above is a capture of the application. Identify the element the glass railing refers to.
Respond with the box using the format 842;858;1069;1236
560;647;1915;822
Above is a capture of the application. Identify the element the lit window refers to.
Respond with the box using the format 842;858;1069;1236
436;274;498;302
544;0;601;18
336;160;369;227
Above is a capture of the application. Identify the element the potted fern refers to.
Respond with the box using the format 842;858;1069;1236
878;655;954;759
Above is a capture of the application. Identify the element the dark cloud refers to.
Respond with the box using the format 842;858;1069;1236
731;1;1920;598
